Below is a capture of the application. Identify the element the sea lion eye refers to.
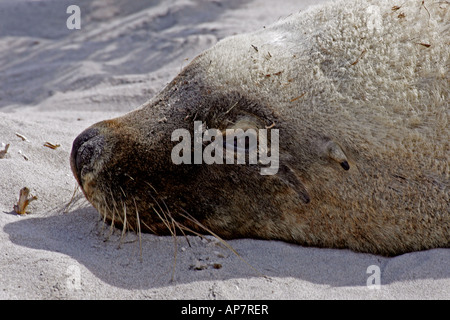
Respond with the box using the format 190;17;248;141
223;129;258;153
222;119;259;153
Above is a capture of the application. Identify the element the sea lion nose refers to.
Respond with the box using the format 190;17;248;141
70;127;104;184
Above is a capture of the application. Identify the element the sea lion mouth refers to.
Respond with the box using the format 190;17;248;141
70;127;104;186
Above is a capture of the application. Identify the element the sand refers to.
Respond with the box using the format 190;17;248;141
0;0;449;300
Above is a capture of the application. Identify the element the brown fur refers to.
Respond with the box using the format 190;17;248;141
71;0;449;256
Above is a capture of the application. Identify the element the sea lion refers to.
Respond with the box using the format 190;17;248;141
70;0;449;256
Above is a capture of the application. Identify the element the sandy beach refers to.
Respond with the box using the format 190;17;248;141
0;0;449;300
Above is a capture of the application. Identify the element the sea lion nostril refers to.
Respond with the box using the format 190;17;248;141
70;128;103;183
72;128;99;156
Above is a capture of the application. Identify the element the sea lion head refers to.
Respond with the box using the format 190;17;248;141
70;59;323;240
69;25;347;241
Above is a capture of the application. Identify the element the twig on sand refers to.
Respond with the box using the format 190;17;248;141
13;187;38;215
15;132;29;142
44;142;61;149
0;143;10;159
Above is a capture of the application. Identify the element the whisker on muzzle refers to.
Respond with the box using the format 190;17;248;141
177;208;263;277
133;198;142;261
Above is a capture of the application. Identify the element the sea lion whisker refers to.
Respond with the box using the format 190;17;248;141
158;209;194;247
169;214;178;282
145;188;177;236
169;218;193;248
118;186;130;227
177;220;223;248
106;189;119;239
62;183;81;214
143;181;177;231
142;182;189;241
151;205;179;281
143;181;159;195
143;187;191;280
140;219;157;234
100;198;111;234
178;208;264;277
119;201;128;246
152;206;175;237
119;186;127;199
97;189;114;234
119;186;140;234
148;192;193;247
144;183;169;216
133;198;143;261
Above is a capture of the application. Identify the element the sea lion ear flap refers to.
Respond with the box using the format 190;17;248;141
323;139;350;171
277;164;311;204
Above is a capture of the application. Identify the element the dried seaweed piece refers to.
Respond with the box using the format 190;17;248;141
0;143;10;159
350;48;367;66
43;142;61;149
290;92;306;102
15;132;29;142
18;150;29;161
13;187;38;215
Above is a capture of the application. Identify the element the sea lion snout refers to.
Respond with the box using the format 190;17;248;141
70;127;104;185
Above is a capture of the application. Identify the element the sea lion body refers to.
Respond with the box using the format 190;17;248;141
71;0;449;256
